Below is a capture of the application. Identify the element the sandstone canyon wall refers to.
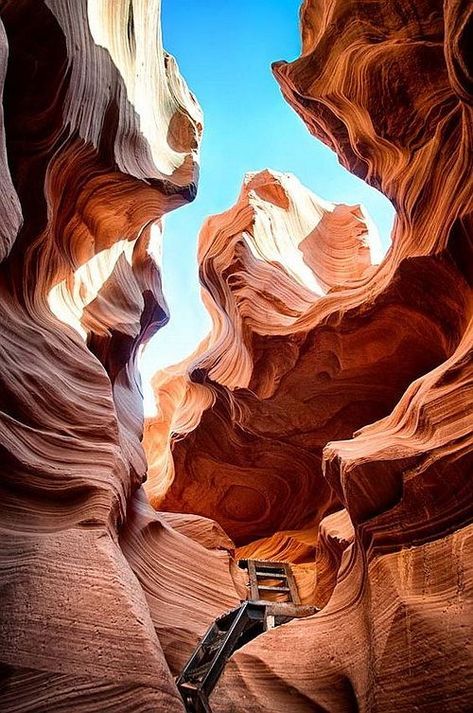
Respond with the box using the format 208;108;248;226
0;2;246;711
0;0;472;711
145;0;473;711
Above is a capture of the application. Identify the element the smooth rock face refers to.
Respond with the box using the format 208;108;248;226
2;0;472;710
146;1;473;710
0;1;239;710
146;169;390;547
147;167;463;550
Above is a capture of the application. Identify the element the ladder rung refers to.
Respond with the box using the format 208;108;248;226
256;572;287;579
257;585;290;593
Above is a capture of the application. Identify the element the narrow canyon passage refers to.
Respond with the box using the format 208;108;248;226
0;1;472;713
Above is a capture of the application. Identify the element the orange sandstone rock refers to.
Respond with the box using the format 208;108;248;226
0;1;220;710
145;0;473;710
214;0;473;710
1;0;471;710
147;167;463;554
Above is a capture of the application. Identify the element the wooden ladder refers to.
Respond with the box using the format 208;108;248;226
242;558;301;606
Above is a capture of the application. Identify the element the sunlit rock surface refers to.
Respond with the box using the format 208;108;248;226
146;165;459;551
2;0;471;710
146;0;473;710
0;1;241;710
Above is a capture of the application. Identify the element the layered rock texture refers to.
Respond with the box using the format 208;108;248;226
1;0;472;711
145;169;384;549
145;0;473;710
0;1;244;711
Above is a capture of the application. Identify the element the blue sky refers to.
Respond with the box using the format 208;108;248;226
140;0;395;414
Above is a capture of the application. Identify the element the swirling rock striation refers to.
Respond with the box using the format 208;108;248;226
215;0;472;710
146;0;473;711
146;169;394;545
0;1;237;711
1;0;471;710
147;165;463;552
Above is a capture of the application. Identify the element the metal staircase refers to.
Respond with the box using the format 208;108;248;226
176;559;317;712
176;601;266;713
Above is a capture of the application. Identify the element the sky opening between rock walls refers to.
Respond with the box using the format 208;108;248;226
140;0;396;415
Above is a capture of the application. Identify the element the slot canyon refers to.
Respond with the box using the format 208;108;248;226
0;0;472;711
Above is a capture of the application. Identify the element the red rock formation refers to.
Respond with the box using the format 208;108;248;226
215;1;472;710
145;1;473;710
120;489;244;677
147;167;462;551
0;1;243;710
2;0;471;710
